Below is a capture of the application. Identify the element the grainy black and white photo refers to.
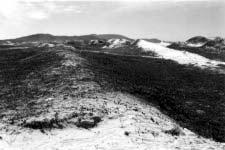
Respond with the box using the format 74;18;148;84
0;0;225;149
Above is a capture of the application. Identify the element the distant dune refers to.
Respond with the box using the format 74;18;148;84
0;33;132;43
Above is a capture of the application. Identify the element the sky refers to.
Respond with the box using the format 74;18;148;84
0;0;224;41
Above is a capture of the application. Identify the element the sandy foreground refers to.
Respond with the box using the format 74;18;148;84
0;92;225;150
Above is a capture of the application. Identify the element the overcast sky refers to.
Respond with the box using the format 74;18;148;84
0;0;224;41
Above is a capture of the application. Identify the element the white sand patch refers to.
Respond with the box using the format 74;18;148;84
0;92;224;150
7;47;29;50
62;59;78;67
2;41;15;46
137;40;225;69
60;50;83;67
159;41;171;47
103;39;130;49
38;43;55;48
56;44;76;50
186;43;205;47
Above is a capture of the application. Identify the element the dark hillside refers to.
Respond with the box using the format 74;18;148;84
0;46;106;131
143;38;161;43
8;34;79;42
97;34;131;40
78;51;225;142
1;33;132;43
186;36;209;44
0;47;64;120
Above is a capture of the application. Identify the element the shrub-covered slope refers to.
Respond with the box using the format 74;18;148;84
79;51;225;142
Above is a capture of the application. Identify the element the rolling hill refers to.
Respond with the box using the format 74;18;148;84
0;33;132;43
0;34;225;149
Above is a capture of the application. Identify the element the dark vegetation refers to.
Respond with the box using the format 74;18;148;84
0;45;17;49
23;117;64;131
0;47;63;118
186;36;209;44
67;40;105;50
124;131;130;136
78;51;225;142
186;36;225;50
203;37;225;50
164;126;185;136
22;114;102;130
0;46;104;131
76;116;102;129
